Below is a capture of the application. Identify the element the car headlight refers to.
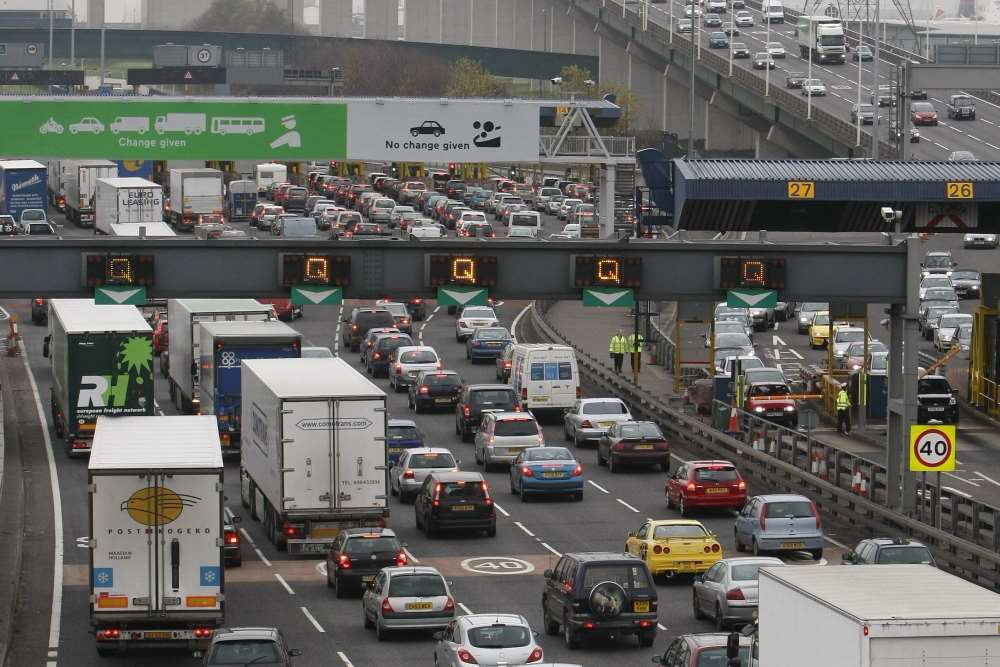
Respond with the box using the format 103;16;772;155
851;364;860;371
800;317;809;324
754;406;765;413
784;405;796;412
946;271;953;276
949;397;957;405
835;351;845;357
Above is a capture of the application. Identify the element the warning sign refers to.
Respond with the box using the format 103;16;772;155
915;202;977;231
909;424;956;472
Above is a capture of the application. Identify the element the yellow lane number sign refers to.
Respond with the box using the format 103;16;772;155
787;181;815;199
909;424;956;472
946;181;973;199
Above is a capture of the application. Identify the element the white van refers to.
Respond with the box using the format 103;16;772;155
508;210;541;237
510;344;580;413
763;0;784;23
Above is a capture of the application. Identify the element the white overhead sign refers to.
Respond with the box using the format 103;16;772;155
346;100;540;163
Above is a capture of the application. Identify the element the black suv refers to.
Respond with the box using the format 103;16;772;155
917;374;958;424
842;537;936;566
455;384;520;442
367;332;414;378
542;552;658;649
342;307;396;352
325;527;406;598
414;471;496;537
409;370;463;413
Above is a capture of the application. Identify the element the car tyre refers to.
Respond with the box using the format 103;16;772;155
715;604;727;631
563;619;580;649
375;618;389;641
608;454;619;473
811;548;823;560
334;574;346;598
574;491;583;501
752;539;762;556
363;608;374;629
597;446;607;466
678;495;688;517
639;630;656;648
666;491;675;509
693;591;705;619
543;607;559;635
734;528;745;552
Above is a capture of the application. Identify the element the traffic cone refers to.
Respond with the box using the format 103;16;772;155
810;450;820;475
818;449;829;480
859;467;868;497
727;407;739;433
852;463;862;494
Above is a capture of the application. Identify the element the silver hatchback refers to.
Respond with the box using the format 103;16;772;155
692;556;784;630
562;398;632;446
390;447;459;503
474;412;543;470
434;614;543;667
362;566;455;640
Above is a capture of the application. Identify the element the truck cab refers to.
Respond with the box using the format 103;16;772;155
946;94;976;120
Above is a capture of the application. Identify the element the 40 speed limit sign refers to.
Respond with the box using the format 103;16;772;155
909;425;957;472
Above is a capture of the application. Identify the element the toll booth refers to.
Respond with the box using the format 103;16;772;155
850;371;888;419
969;304;1000;417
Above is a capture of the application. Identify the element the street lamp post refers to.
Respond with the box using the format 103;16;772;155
856;18;863;148
872;0;880;159
764;13;771;95
48;0;54;70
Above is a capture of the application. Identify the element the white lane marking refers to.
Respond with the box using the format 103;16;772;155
458;602;475;615
515;521;535;537
982;118;996;125
274;572;295;595
987;143;1000;151
254;548;272;567
658;623;668;631
773;335;787;346
224;506;234;521
493;502;510;517
967;134;982;142
337;651;355;667
616;498;641;513
540;542;563;557
238;527;257;547
587;480;610;494
403;547;420;563
772;348;781;361
19;338;64;655
511;303;532;344
153;399;164;416
942;485;972;498
788;348;804;360
301;606;325;632
823;535;851;550
974;471;1000;488
944;472;979;487
933;142;949;150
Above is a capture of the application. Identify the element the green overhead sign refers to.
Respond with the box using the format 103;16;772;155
94;286;146;305
290;286;343;306
727;289;778;309
11;98;347;160
437;286;489;307
582;287;635;308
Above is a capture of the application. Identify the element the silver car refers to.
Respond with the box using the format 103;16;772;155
933;313;973;352
692;557;784;630
474;411;543;470
562;398;632;447
362;566;455;639
830;327;866;363
456;306;500;341
714;332;754;357
434;614;543;667
391;447;459;503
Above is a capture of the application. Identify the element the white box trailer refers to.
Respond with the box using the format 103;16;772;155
168;168;223;231
94;177;163;235
108;222;176;237
165;299;272;414
62;160;119;226
254;163;287;195
757;564;1000;667
88;416;224;654
240;358;389;554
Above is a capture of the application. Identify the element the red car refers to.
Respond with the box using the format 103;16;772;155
910;102;939;126
744;381;797;427
152;319;169;356
274;183;293;205
257;297;302;322
666;460;747;514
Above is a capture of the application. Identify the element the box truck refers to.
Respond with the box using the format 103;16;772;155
255;163;287;196
198;321;302;451
165;299;273;416
89;416;224;656
225;179;257;221
62;160;119;226
240;358;389;554
46;159;66;210
755;564;1000;667
797;15;846;63
42;300;154;456
0;159;47;221
168;168;224;232
94;177;163;235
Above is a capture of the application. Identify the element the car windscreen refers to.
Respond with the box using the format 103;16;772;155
356;311;395;330
582;564;652;590
695;466;738;483
28;224;53;235
467;625;531;649
921;277;952;288
388;425;420;441
744;369;784;384
918;378;952;394
765;501;814;518
388;574;446;598
525;447;573;462
511;214;539;226
470;390;516;406
208;641;280;664
582;401;627;415
440;480;486;500
696;647;751;666
716;333;751;347
619;423;664;439
423;374;461;387
924;288;957;301
462;308;495;319
714;322;746;334
344;536;400;555
876;546;934;564
813;313;830;325
381;303;408;317
951;271;979;280
408;452;456;468
749;384;790;397
653;524;708;539
912;103;934;112
924;255;952;268
836;331;864;343
400;350;437;363
870;353;888;371
493;419;538;436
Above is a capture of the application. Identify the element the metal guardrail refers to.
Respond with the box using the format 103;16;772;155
539;135;636;157
527;300;1000;590
648;314;676;373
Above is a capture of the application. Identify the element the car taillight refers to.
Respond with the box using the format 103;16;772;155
338;554;351;569
373;352;381;360
193;627;214;639
403;469;415;480
687;482;696;492
521;466;534;477
382;597;394;614
395;550;408;566
418;385;429;395
432;483;441;507
482;482;493;505
612;443;625;451
283;522;302;538
96;629;121;640
759;504;767;531
514;404;522;412
572;465;583;476
580;420;592;428
458;320;468;328
504;361;511;368
737;480;747;491
33;298;43;305
457;649;478;664
726;588;746;601
653;544;662;554
351;323;358;331
812;501;821;529
394;364;402;374
444;596;455;612
576;386;582;399
225;531;239;545
711;543;721;552
436;362;443;369
526;647;543;663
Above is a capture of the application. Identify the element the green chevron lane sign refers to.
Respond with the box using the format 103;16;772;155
582;288;635;308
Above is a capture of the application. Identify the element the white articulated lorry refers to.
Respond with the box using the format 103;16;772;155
755;564;1000;667
168;168;224;232
165;299;272;416
240;357;390;554
89;416;224;656
796;15;846;63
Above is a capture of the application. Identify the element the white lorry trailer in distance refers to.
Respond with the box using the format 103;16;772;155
89;416;224;654
165;299;272;415
94;177;163;235
757;564;1000;667
241;358;390;554
254;163;287;195
62;160;119;226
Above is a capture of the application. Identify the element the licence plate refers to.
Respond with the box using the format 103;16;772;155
633;601;650;613
362;575;375;582
452;505;474;512
145;632;172;640
706;487;729;494
599;421;613;427
767;411;784;417
435;398;452;403
927;407;945;412
489;342;502;347
542;472;564;479
405;601;433;610
780;542;806;549
388;447;404;454
634;444;653;450
533;396;548;402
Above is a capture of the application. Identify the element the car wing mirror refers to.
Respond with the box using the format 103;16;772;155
231;515;241;524
432;631;444;641
288;648;302;657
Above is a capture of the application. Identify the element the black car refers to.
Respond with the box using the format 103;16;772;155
731;42;750;58
542;552;658;649
708;31;729;48
410;120;446;137
785;71;806;89
917;374;958;425
752;53;775;70
342;307;396;352
455;384;521;442
367;332;414;378
703;13;722;27
407;297;428;321
284;186;308;214
414;471;496;537
223;521;242;567
409;370;463;412
325;527;406;598
842;537;936;566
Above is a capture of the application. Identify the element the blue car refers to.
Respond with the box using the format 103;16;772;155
509;446;584;501
466;326;512;362
733;494;824;560
387;418;424;465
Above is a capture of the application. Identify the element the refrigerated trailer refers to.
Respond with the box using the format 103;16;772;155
62;160;119;226
89;416;224;656
240;358;389;554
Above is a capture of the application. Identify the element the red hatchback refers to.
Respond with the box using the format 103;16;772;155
666;460;746;515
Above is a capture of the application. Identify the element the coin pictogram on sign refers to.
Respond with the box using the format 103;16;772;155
460;556;535;576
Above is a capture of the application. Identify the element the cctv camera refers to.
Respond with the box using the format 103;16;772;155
880;206;895;222
551;76;563;85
